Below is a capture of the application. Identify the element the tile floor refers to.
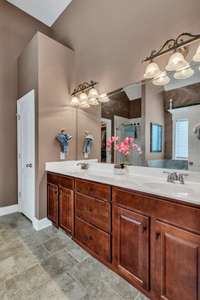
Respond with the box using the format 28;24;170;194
0;213;150;300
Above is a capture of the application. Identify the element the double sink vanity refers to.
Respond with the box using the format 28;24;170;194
46;161;200;300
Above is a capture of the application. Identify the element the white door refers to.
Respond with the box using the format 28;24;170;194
17;90;35;222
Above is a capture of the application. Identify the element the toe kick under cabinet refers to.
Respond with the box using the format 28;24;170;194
47;172;200;300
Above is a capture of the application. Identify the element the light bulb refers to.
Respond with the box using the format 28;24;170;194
193;44;200;62
174;66;194;80
152;71;170;86
166;52;188;71
99;93;110;103
144;62;161;79
88;88;99;98
70;96;79;107
88;97;99;105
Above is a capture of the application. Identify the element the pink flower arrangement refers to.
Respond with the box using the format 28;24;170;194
107;136;142;160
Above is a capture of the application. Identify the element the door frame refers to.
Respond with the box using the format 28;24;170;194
101;118;112;163
17;90;36;221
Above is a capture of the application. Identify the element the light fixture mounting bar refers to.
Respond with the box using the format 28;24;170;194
143;32;200;63
71;80;98;96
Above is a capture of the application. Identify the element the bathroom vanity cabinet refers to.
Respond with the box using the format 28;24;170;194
47;172;200;300
47;173;74;234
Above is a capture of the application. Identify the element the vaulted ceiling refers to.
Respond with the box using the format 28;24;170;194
7;0;72;26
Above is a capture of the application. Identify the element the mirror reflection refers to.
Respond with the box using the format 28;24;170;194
101;65;200;171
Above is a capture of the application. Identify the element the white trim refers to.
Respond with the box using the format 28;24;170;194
33;218;52;231
0;205;19;217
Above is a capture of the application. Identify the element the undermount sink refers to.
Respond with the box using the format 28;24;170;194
144;182;194;198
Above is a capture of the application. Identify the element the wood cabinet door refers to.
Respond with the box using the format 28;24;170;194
47;182;58;227
154;221;200;300
59;186;74;235
113;206;150;290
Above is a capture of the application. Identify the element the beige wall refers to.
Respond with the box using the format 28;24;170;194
0;0;51;207
144;83;165;160
38;33;75;219
77;106;101;161
52;0;200;93
18;32;75;219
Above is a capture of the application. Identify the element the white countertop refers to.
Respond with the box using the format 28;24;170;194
45;160;200;206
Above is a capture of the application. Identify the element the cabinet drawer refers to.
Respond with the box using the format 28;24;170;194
112;187;200;235
47;173;74;190
75;179;111;201
75;217;111;262
75;193;111;233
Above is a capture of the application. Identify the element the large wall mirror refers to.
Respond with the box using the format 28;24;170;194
101;64;200;171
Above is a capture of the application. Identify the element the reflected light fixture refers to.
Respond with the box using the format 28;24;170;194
174;66;194;80
143;32;200;86
152;71;170;86
98;93;110;103
70;81;110;108
193;44;200;62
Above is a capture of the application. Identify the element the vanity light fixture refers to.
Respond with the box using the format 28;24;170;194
70;80;110;108
166;52;189;72
71;96;79;107
144;61;161;79
143;32;200;86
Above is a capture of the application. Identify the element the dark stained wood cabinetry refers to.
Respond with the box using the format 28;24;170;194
47;172;200;300
47;173;74;233
113;206;150;290
75;217;111;262
47;182;59;227
74;179;111;263
59;186;74;234
153;221;200;300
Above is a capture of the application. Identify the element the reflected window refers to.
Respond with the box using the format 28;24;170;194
150;123;163;152
174;119;189;160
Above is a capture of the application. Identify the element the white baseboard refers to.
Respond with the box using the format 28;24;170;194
0;204;19;217
33;217;52;231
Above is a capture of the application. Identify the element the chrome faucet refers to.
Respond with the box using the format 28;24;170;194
163;171;188;184
77;161;89;170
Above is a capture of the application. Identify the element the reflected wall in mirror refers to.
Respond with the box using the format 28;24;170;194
101;65;200;171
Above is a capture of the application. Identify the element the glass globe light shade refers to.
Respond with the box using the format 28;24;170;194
144;62;161;79
88;88;99;98
79;92;88;101
79;93;90;108
152;71;170;86
88;97;99;105
79;100;90;108
193;45;200;62
166;52;188;72
98;93;110;103
70;96;79;107
174;66;194;80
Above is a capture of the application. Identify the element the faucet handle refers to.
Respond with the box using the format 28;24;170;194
178;173;188;184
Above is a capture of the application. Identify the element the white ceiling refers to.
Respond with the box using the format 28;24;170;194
7;0;72;26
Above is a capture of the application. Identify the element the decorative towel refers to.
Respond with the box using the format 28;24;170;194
83;134;94;158
56;132;72;154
